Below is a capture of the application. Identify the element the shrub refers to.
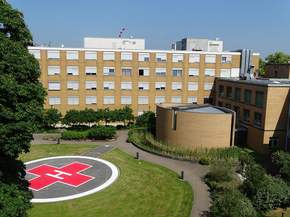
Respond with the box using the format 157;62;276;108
210;189;258;217
135;111;156;134
272;151;290;185
87;126;116;140
61;130;88;140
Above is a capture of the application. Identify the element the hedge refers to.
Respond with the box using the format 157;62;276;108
61;126;116;140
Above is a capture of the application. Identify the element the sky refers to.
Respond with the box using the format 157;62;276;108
8;0;290;57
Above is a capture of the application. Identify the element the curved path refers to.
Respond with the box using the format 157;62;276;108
32;130;211;217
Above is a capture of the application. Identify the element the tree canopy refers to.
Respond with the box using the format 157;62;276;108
265;52;290;64
0;1;45;216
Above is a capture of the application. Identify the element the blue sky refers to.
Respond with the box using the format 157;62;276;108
8;0;290;57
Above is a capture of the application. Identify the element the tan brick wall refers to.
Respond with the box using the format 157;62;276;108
156;105;234;149
265;64;290;78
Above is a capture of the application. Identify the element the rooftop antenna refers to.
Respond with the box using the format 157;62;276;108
118;27;126;38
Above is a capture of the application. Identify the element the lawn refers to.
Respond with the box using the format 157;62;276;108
268;208;290;217
22;144;193;217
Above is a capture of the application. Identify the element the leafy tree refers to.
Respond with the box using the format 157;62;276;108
43;108;62;128
272;151;290;185
0;1;46;216
265;52;290;64
135;111;156;134
62;110;80;126
117;106;134;126
79;108;98;126
210;189;258;217
258;58;266;76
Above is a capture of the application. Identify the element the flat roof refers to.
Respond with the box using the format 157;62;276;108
28;46;260;56
217;78;290;87
158;103;232;114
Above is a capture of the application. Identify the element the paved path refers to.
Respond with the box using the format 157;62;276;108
32;130;211;217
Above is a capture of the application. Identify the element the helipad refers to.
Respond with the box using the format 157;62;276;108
25;156;119;203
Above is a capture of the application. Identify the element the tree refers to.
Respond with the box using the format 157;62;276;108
135;111;156;134
79;108;97;126
43;108;62;128
258;58;266;76
265;52;290;64
117;106;134;126
0;1;46;216
210;189;258;217
62;110;81;126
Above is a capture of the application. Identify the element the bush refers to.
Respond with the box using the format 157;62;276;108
61;130;88;140
272;151;290;185
210;189;258;217
135;111;156;134
87;126;116;140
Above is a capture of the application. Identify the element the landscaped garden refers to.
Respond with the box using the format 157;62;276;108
21;144;193;217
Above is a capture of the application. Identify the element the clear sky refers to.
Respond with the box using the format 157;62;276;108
8;0;290;57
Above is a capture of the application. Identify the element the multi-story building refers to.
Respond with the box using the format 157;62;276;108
28;37;260;116
265;63;290;79
215;78;290;153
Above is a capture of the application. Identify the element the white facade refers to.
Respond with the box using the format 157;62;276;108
84;37;145;50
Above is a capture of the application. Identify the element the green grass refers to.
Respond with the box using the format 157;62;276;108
22;145;193;217
267;208;290;217
20;143;99;162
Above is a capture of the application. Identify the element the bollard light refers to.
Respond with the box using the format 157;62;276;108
136;152;139;160
180;171;184;180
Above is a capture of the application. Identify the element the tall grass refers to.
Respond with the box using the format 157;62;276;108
128;128;252;164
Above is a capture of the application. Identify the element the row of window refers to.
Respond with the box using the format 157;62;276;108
47;66;239;77
48;81;213;91
218;85;265;108
48;96;198;105
219;102;263;127
30;49;233;64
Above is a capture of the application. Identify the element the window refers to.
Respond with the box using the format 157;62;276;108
85;96;97;104
269;137;279;149
172;82;182;90
121;82;132;90
48;96;60;105
204;83;213;91
103;52;115;60
189;54;200;63
122;68;132;76
171;96;182;103
67;66;79;76
205;54;216;63
66;51;78;60
219;85;225;97
172;54;183;62
85;81;97;90
68;96;79;105
221;55;232;64
103;81;114;90
155;68;166;76
243;109;250;122
188;82;198;91
234;88;241;101
220;69;231;77
188;68;199;76
67;81;79;90
172;68;182;77
47;50;60;59
138;53;150;61
205;68;215;76
155;82;166;90
29;50;40;59
188;96;197;103
85;51;97;60
85;67;97;75
48;66;60;75
48;81;60;91
138;96;149;105
156;53;166;62
138;68;149;76
226;86;233;98
103;96;115;104
121;52;132;61
255;91;264;108
231;68;240;77
103;67;115;76
138;82;149;90
121;96;132;105
155;96;165;104
254;112;262;127
244;89;252;104
172;110;177;130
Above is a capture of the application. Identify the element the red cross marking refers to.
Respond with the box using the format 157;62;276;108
26;162;95;191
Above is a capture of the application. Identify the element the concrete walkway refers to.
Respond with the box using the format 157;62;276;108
32;130;211;217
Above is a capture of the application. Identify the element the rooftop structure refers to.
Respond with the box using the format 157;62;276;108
172;38;223;52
